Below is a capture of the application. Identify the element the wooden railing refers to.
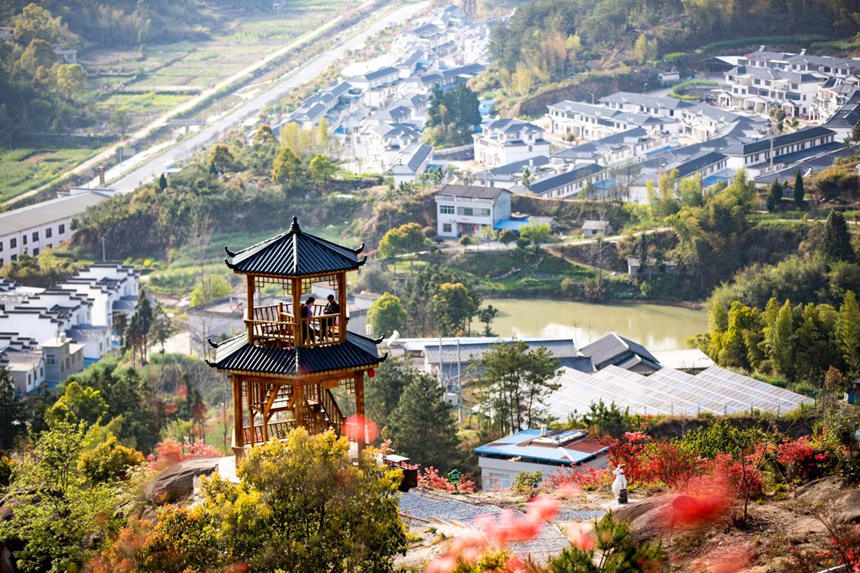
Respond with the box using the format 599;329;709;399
245;303;344;348
242;419;295;444
321;388;344;436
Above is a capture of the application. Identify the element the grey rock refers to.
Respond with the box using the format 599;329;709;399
145;457;222;505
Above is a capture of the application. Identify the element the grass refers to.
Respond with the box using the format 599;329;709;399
695;34;829;54
0;145;107;202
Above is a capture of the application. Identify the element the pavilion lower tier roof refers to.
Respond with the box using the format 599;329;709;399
207;331;384;377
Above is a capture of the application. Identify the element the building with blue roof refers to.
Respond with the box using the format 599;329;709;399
475;428;610;489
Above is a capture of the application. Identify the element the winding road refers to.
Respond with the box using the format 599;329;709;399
89;0;430;194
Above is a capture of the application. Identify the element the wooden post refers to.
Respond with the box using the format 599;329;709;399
292;277;302;347
261;384;269;442
233;375;243;449
294;382;305;429
338;272;347;343
354;372;365;451
247;381;255;445
246;275;255;342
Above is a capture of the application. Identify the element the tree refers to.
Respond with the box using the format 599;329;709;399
151;303;172;357
190;275;231;307
765;299;795;380
499;229;517;245
0;367;28;451
252;124;276;145
477;304;499;336
307;153;337;186
13;3;75;46
17;38;56;77
110;108;130;136
272;145;302;187
518;222;552;248
822;211;855;262
387;372;460;471
0;421;121;573
367;293;406;337
46;381;108;426
55;63;86;99
96;430;407;571
793;171;805;207
432;282;480;336
207;144;235;175
836;291;860;376
471;341;561;434
424;84;481;146
767;180;782;212
157;173;167;192
366;356;415;427
378;222;426;264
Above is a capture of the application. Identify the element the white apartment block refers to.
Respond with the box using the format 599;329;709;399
546;100;681;142
0;188;112;267
435;185;511;238
59;263;140;329
474;118;550;168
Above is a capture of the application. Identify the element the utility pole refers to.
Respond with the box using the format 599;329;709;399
456;338;462;423
101;237;106;262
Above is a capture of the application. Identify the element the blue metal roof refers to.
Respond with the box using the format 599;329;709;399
474;428;610;466
493;217;532;231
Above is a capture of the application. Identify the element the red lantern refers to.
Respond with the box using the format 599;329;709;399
368;368;375;378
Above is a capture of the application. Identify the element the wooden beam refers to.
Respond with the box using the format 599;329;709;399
232;375;243;449
293;382;305;429
261;383;270;443
292;277;302;347
247;380;255;445
338;271;347;343
354;372;365;452
246;275;255;342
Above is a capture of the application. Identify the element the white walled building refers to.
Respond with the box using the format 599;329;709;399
59;263;140;329
435;185;511;237
475;428;610;489
474;118;550;168
0;188;113;267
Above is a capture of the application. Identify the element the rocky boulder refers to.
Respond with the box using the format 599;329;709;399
795;477;860;524
612;494;681;542
145;457;223;505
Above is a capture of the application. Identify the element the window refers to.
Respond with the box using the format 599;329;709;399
32;248;39;256
22;235;27;245
460;207;474;216
442;223;452;233
10;238;16;248
10;255;16;261
59;223;65;234
47;354;55;365
439;204;454;214
32;231;38;241
0;240;2;251
46;227;52;238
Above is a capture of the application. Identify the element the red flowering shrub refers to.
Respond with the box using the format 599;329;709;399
660;474;734;531
776;436;831;481
639;441;702;488
147;439;221;470
609;431;651;481
418;466;476;493
548;466;611;490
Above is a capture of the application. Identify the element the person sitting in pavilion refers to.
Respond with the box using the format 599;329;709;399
320;294;341;339
301;296;316;343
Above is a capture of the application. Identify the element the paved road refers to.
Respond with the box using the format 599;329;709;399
94;1;429;194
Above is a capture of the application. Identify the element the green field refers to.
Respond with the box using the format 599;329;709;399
0;146;106;203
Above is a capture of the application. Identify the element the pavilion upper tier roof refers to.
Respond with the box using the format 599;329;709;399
225;217;366;277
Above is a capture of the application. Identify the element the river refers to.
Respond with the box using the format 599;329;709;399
485;298;707;351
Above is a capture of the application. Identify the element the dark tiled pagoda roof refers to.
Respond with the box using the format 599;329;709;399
225;217;366;277
208;331;384;376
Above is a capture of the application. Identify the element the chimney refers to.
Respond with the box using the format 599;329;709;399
800;48;806;55
99;166;105;186
540;424;547;436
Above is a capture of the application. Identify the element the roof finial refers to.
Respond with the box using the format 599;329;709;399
289;216;300;233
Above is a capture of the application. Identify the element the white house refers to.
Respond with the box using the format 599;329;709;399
0;188;113;266
475;428;610;489
723;126;837;176
435;184;511;237
59;263;140;330
473;118;550;168
0;335;45;395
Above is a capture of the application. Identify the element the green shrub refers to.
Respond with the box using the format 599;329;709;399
512;471;543;493
78;436;145;483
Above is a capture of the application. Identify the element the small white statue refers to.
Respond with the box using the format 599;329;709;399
612;464;628;504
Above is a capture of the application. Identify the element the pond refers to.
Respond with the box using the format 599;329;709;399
484;298;707;351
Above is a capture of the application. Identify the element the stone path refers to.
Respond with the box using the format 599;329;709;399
400;490;603;561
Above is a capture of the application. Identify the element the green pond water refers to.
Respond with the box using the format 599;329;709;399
485;298;707;351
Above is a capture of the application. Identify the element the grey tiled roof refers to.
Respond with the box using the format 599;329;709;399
210;331;382;376
226;217;365;277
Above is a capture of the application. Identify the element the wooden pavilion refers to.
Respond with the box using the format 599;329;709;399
206;217;384;456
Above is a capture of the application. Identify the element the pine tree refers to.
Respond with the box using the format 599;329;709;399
158;173;167;192
766;180;782;212
767;300;795;380
0;367;28;450
822;211;855;262
387;373;460;471
836;291;860;375
793;171;805;207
